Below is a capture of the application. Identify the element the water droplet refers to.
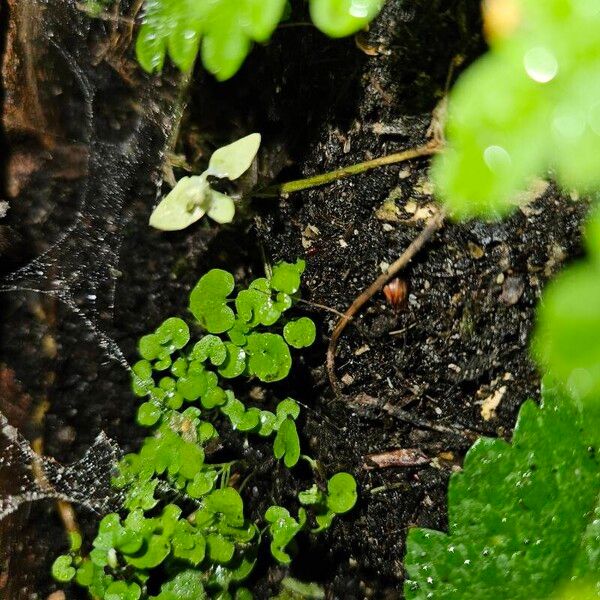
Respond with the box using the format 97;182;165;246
483;145;512;173
349;0;371;18
524;47;558;83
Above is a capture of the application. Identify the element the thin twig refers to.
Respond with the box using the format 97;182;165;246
296;297;348;319
257;142;442;197
327;208;446;393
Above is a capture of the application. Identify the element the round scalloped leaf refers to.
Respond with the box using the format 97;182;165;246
218;343;247;378
171;357;188;378
51;555;75;583
156;317;190;349
74;561;94;587
191;335;227;365
309;0;384;38
177;371;208;402
206;488;245;526
187;471;217;498
139;334;162;360
237;283;282;327
208;133;261;180
115;529;144;555
270;260;305;295
326;472;357;514
149;175;210;231
275;398;300;427
236;407;261;432
125;534;170;569
274;291;293;313
228;317;251;345
246;333;292;382
258;410;277;436
207;533;235;564
298;484;324;506
201;385;227;409
283;317;316;348
105;581;142;600
132;360;154;396
137;402;162;426
198;421;217;442
179;443;205;479
189;269;236;333
156;570;205;600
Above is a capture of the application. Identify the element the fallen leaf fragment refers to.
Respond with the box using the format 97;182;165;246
364;448;430;470
480;385;507;421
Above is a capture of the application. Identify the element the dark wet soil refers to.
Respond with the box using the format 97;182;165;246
0;1;592;599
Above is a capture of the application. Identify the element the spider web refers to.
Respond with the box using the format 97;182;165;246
0;0;184;568
1;0;183;366
0;411;122;519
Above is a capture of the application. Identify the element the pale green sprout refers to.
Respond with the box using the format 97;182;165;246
149;133;261;231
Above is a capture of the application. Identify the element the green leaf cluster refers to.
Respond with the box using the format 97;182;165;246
188;261;306;382
54;262;357;599
136;0;384;80
404;379;600;599
298;472;357;531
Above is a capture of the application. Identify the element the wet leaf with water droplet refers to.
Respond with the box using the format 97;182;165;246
404;379;600;598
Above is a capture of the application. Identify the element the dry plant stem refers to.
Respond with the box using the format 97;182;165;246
327;207;446;393
262;142;442;196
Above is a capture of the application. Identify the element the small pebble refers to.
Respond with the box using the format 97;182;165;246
500;276;525;305
341;373;355;386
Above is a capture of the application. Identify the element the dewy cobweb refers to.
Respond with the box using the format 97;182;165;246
1;0;184;366
0;411;122;518
0;0;184;556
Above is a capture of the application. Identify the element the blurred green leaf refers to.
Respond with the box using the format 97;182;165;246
136;0;382;79
310;0;384;38
435;0;600;218
533;262;600;400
